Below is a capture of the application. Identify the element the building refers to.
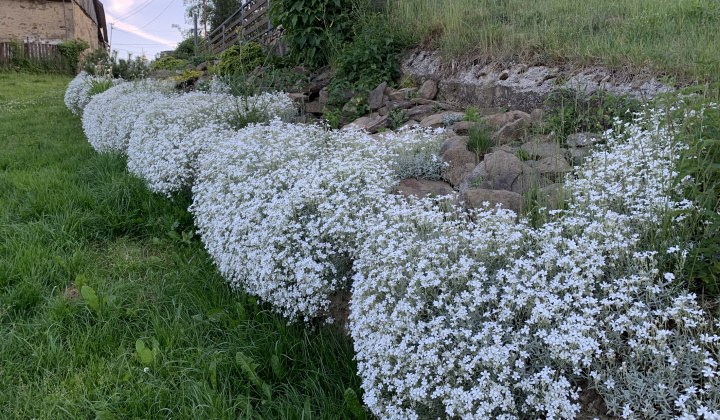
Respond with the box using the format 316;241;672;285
0;0;109;50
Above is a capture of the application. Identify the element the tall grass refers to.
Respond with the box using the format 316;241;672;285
0;73;363;419
386;0;720;83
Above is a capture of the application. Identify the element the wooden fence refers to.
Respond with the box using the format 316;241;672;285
197;0;274;57
0;42;62;63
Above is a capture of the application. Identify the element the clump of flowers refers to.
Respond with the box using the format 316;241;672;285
349;111;720;419
64;71;122;116
81;79;174;154
191;123;445;321
126;91;295;196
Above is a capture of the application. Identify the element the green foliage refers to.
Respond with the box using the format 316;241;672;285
662;84;720;295
344;388;366;420
87;78;114;96
515;149;531;161
81;49;150;80
467;125;495;156
151;57;188;71
216;42;264;76
323;106;343;129
329;21;402;100
542;84;642;141
388;108;407;130
173;36;198;60
0;39;66;74
270;0;354;67
464;106;483;123
57;38;89;74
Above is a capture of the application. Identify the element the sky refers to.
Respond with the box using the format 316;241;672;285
103;0;194;60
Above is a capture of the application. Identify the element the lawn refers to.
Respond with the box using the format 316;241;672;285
0;72;362;419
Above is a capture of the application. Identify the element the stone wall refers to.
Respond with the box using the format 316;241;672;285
72;1;99;50
0;0;99;49
0;0;71;43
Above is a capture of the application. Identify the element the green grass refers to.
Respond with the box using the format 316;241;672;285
385;0;720;83
0;72;363;419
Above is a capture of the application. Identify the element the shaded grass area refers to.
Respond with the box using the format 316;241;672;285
0;73;362;419
385;0;720;83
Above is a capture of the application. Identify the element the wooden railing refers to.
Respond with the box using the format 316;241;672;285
0;42;61;63
197;0;274;57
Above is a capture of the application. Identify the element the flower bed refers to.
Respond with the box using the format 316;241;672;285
64;71;122;116
67;77;720;419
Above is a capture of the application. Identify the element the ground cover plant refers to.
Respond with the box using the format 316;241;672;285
384;0;720;83
66;63;720;418
0;72;364;419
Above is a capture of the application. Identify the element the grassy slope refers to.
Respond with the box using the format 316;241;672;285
0;73;361;419
386;0;720;83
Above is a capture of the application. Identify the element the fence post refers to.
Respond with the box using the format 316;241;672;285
267;0;271;34
241;2;246;39
222;24;226;51
193;12;198;57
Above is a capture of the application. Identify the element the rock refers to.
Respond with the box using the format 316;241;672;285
288;93;308;103
419;111;465;129
400;119;419;129
409;98;458;110
530;108;543;123
418;79;438;100
378;106;389;116
440;135;469;155
492;118;529;144
342;116;373;131
483;110;532;129
318;87;329;105
513;165;553;194
300;82;324;98
566;146;592;166
442;137;477;186
386;100;414;111
447;121;481;135
388;87;418;101
396;178;455;199
305;102;325;114
368;81;387;110
520;139;562;159
405;104;436;121
461;151;523;192
460;188;523;214
532;155;573;182
366;114;389;132
196;62;208;72
567;132;603;147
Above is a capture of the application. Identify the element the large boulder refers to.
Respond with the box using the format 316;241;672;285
520;137;563;159
442;136;477;186
528;155;573;182
417;79;438;100
368;81;387;110
419;111;465;129
461;150;551;194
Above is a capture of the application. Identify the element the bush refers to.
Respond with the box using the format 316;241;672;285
329;21;402;100
126;91;296;196
215;42;265;76
57;38;89;74
270;0;354;67
80;49;151;80
173;36;197;60
151;57;188;71
82;80;174;154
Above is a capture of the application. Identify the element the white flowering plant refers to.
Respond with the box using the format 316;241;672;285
126;91;296;196
349;111;720;419
64;71;122;116
81;79;174;154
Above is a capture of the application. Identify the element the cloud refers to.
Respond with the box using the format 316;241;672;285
105;0;138;14
106;12;178;49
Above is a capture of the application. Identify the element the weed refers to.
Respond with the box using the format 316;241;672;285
388;108;407;130
467;125;495;156
464;106;482;123
515;149;531;161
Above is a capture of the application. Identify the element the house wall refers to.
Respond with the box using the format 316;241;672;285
72;1;99;50
0;0;71;44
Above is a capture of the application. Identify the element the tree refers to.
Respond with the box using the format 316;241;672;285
183;0;241;36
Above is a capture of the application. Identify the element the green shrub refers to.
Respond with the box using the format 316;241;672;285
57;38;89;74
216;42;264;76
329;21;402;104
80;49;149;80
270;0;353;67
151;57;188;71
173;36;197;60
